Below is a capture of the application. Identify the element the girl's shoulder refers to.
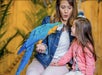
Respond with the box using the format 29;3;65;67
70;39;78;46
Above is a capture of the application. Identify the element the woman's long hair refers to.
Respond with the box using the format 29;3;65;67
74;17;97;61
50;0;78;28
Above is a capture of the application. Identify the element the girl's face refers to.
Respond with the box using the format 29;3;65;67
71;20;76;36
59;0;73;22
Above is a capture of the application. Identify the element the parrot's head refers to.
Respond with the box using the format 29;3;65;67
37;22;63;44
48;22;62;35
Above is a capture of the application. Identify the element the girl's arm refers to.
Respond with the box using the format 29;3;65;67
57;43;74;66
84;45;95;75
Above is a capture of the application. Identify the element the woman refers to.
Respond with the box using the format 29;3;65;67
26;0;78;75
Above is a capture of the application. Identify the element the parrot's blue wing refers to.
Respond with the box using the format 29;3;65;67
17;23;58;54
17;24;48;54
17;28;39;54
16;44;34;75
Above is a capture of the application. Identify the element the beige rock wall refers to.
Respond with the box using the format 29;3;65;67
0;0;102;75
81;1;102;75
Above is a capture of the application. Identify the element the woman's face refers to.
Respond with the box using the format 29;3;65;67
59;0;73;22
71;20;76;36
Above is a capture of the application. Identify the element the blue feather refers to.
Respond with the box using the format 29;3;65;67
16;45;34;75
17;22;61;54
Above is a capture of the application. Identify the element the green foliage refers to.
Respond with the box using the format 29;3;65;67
0;0;13;58
0;0;12;29
0;32;18;58
31;0;53;8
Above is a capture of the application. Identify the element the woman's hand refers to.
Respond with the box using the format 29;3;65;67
36;43;46;53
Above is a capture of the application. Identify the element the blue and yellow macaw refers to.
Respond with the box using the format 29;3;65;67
16;22;62;75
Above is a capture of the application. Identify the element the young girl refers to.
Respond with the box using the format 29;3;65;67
50;16;96;75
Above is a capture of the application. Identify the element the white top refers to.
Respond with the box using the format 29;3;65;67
53;30;70;60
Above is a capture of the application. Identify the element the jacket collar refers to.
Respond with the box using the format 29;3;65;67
56;24;63;31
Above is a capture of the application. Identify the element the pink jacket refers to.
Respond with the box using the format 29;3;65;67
58;40;95;75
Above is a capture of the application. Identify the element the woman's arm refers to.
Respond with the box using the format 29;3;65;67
41;16;50;25
41;16;50;44
36;16;50;53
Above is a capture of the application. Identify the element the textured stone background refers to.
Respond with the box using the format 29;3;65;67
0;0;102;75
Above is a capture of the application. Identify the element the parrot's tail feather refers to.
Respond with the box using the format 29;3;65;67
16;45;34;75
17;44;26;54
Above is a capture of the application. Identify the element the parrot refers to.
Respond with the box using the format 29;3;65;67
16;22;62;75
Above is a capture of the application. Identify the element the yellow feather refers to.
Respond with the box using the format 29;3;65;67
37;40;43;44
48;26;58;35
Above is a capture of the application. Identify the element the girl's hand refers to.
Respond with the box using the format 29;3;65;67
50;62;58;66
36;43;46;53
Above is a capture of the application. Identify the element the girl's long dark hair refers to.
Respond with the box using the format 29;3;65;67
75;17;97;61
50;0;78;28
